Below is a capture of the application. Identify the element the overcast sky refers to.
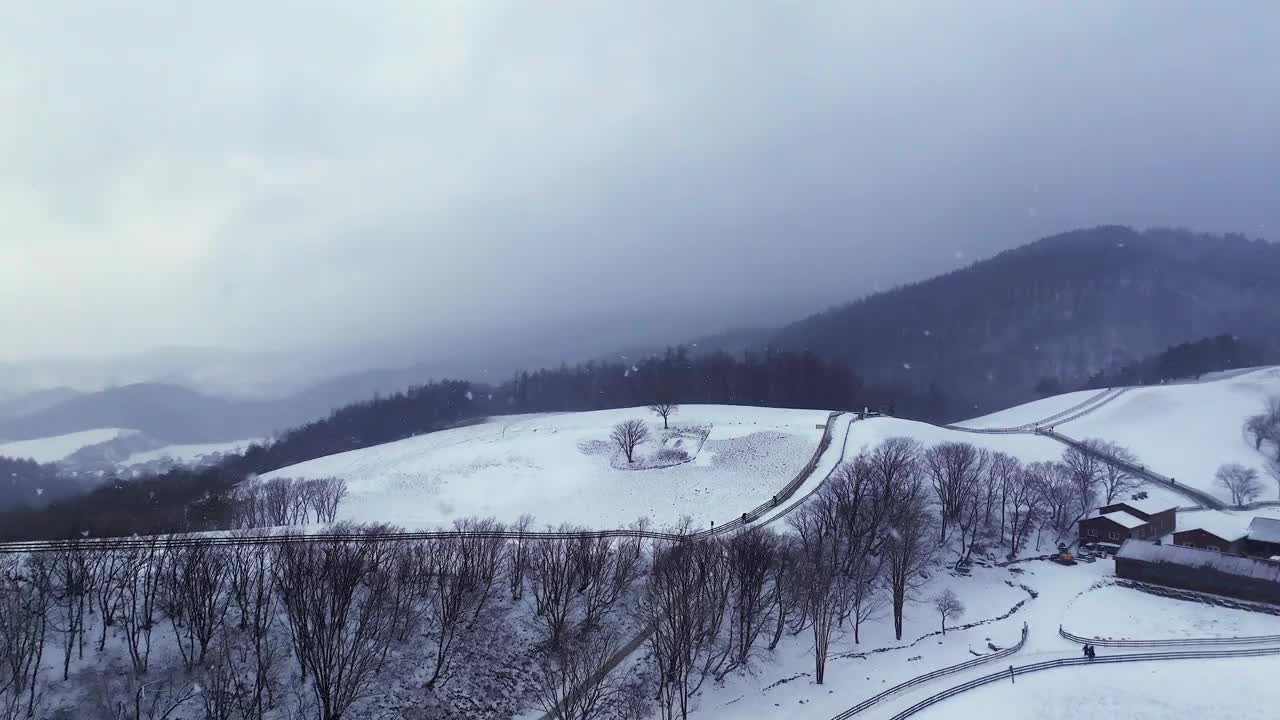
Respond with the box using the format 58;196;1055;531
3;1;1278;368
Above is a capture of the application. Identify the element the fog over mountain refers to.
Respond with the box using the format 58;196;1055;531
4;2;1278;398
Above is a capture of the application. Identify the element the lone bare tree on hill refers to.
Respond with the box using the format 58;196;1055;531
1216;463;1263;505
648;403;679;430
611;420;649;463
1096;442;1143;504
931;588;964;635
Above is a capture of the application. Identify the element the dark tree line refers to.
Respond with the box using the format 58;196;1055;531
1083;334;1278;390
0;455;82;513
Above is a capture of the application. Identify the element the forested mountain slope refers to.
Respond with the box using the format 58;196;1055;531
772;226;1280;413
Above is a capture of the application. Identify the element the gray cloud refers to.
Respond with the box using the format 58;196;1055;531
3;1;1278;369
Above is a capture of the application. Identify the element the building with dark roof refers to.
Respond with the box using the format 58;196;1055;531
1244;517;1280;559
1115;539;1280;604
1078;501;1176;547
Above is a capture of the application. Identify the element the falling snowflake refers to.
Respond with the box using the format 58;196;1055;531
465;390;473;400
902;363;912;370
954;250;965;260
35;488;44;496
922;329;932;337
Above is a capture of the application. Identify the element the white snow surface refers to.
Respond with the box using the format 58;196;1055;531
1063;583;1280;640
124;437;265;466
1049;366;1280;502
262;405;833;530
958;389;1101;429
0;427;138;463
843;415;1065;464
1098;510;1147;529
913;656;1280;719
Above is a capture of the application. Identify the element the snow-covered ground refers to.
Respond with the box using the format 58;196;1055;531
957;389;1103;430
844;416;1065;464
0;427;138;463
700;556;1280;720
263;405;833;530
1063;583;1280;640
1047;366;1280;502
911;655;1280;719
123;437;265;466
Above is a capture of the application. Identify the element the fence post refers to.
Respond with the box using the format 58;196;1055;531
1008;665;1014;684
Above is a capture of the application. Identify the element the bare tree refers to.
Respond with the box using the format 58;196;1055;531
92;543;128;652
530;531;581;648
1216;463;1263;505
987;453;1021;545
260;478;297;527
1030;462;1076;538
227;542;280;719
533;631;624;720
1245;414;1273;451
508;514;535;600
725;526;779;667
1096;442;1143;504
48;539;93;680
0;555;50;718
648;403;679;430
117;536;164;675
766;537;801;651
923;442;988;543
306;478;347;524
1005;465;1042;555
931;588;964;634
163;538;230;669
1062;440;1106;520
275;534;397;720
98;672;200;720
640;539;730;720
883;469;934;641
610;420;650;463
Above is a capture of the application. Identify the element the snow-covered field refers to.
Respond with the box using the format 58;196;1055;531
0;427;138;463
263;405;833;530
1063;583;1280;640
844;416;1064;464
1046;366;1280;502
123;437;265;466
957;389;1103;430
912;655;1280;719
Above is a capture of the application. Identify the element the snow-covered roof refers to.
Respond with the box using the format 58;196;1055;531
1098;510;1147;529
1248;517;1280;545
1175;510;1250;541
1108;498;1178;516
1117;540;1280;583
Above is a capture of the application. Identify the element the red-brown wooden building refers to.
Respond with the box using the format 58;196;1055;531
1078;501;1176;546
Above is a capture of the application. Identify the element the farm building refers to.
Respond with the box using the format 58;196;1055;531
1173;527;1244;553
1078;501;1176;546
1115;539;1280;605
1244;517;1280;559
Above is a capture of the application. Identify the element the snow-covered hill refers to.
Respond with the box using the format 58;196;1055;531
0;427;138;463
1036;366;1280;502
263;405;834;530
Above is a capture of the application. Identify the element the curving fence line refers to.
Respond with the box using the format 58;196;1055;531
0;414;849;555
1058;625;1280;647
1037;428;1225;510
942;387;1122;435
827;624;1028;719
886;645;1280;719
1038;386;1131;428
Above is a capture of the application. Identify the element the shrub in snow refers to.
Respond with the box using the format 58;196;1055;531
654;448;690;464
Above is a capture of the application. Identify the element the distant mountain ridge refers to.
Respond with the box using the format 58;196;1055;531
770;226;1280;414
